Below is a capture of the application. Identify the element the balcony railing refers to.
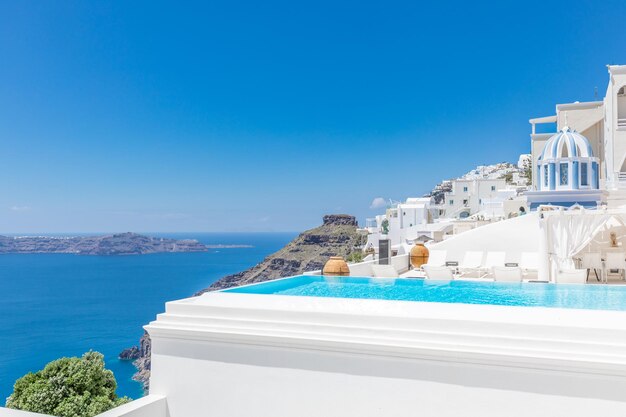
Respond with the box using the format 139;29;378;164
618;118;626;129
365;218;378;228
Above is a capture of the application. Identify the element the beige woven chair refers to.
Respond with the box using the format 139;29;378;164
581;252;602;282
605;252;626;281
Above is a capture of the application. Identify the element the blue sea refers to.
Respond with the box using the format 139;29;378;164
0;232;295;402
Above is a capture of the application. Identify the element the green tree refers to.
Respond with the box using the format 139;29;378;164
381;219;389;234
6;351;131;417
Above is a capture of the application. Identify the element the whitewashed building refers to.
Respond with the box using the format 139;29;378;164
526;65;626;209
363;197;447;252
363;169;528;254
444;178;507;219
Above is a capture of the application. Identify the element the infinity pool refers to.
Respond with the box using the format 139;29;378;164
223;275;626;311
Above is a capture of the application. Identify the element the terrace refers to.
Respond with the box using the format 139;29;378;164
139;278;626;417
5;210;626;417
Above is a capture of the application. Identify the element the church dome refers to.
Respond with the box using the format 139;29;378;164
536;127;599;192
540;127;594;160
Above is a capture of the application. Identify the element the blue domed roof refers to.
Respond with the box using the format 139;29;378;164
540;127;594;160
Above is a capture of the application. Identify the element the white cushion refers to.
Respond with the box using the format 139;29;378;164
371;264;399;278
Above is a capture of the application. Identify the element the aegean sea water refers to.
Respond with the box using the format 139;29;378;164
0;232;295;401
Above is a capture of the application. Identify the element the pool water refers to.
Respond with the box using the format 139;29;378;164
223;275;626;311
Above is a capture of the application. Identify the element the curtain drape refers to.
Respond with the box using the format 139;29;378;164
546;212;611;277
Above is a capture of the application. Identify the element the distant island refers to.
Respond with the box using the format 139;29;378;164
0;232;251;255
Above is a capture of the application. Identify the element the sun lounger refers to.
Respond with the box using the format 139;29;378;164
461;251;483;269
480;251;506;278
371;264;400;278
458;251;484;277
484;251;506;269
423;265;454;280
556;269;587;284
424;250;447;267
520;252;539;278
492;266;522;282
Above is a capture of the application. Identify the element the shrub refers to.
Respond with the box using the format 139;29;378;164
6;351;130;417
346;251;364;263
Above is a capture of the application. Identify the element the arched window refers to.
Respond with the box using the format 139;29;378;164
581;162;588;186
618;86;626;129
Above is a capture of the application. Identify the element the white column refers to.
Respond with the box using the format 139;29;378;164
538;213;550;282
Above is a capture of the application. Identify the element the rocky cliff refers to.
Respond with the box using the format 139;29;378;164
200;214;364;292
125;214;366;390
0;232;208;255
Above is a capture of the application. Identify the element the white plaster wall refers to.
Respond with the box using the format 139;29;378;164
0;396;168;417
607;69;626;180
614;126;626;173
531;133;552;190
364;232;380;251
581;122;604;178
389;253;409;272
95;396;168;417
445;183;471;218
346;254;409;276
149;338;626;417
616;87;626;175
446;179;506;218
503;198;527;217
145;286;626;417
347;258;375;276
430;212;540;265
557;104;603;133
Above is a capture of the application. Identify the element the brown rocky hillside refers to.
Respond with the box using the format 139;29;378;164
199;214;365;292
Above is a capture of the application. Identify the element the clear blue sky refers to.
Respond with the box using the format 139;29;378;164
1;0;625;233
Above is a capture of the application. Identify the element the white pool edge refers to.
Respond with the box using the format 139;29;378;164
147;290;626;377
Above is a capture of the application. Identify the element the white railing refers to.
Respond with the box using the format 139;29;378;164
365;218;378;228
618;118;626;129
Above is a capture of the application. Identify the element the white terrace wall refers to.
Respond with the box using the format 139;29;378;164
146;293;626;417
305;254;411;277
96;396;168;417
0;396;168;417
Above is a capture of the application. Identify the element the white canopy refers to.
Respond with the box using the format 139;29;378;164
542;207;626;281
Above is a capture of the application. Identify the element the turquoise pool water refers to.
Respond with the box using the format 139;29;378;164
223;275;626;311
